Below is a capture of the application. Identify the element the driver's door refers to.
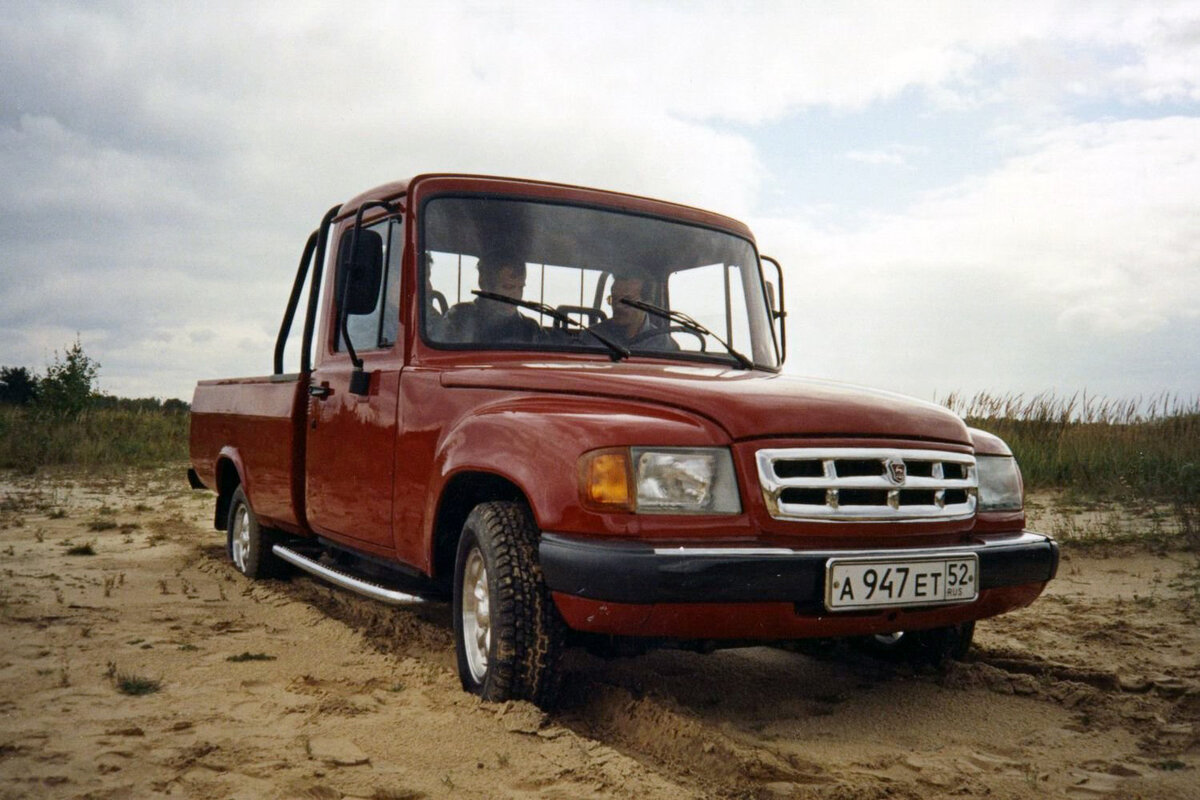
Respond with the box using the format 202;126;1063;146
304;218;403;556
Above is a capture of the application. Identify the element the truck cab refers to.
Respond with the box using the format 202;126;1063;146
189;174;1057;708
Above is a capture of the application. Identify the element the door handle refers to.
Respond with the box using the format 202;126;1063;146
308;383;332;399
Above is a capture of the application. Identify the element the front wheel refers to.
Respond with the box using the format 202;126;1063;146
452;501;564;707
226;486;283;579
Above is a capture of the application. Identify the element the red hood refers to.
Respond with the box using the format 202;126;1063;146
441;362;970;445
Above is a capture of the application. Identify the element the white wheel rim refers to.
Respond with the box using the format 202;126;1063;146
232;504;250;572
874;631;905;645
461;547;490;683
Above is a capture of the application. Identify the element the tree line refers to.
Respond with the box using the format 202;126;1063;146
0;339;188;416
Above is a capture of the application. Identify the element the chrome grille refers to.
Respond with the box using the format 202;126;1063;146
756;448;977;522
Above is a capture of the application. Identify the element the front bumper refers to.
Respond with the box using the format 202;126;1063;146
540;530;1057;620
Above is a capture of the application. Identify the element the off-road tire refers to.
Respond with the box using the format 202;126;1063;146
453;501;565;708
226;486;284;579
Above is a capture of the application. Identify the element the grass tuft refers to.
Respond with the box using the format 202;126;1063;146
225;652;276;662
116;674;162;696
105;661;162;695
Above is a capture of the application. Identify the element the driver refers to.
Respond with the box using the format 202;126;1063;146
588;271;678;350
445;253;542;343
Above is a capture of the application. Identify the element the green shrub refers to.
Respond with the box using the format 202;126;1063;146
38;338;100;418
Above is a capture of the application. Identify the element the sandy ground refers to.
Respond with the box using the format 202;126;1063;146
1;468;1197;800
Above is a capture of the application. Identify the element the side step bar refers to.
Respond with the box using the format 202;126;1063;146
272;544;425;606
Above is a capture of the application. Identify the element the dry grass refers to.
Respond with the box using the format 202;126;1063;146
0;406;187;470
941;391;1199;549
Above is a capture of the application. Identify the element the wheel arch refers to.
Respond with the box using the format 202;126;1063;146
431;470;532;584
213;449;246;531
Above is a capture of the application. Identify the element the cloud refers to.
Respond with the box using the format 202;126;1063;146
0;114;211;226
1;1;1199;401
756;114;1200;398
909;116;1200;334
844;145;925;167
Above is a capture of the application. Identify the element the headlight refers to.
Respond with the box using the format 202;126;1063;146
579;447;741;514
976;455;1023;511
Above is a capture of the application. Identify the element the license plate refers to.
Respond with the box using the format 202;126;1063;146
825;554;978;610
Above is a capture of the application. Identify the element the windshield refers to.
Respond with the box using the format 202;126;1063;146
420;195;780;369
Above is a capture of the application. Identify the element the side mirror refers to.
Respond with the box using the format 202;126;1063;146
761;255;787;363
336;228;384;316
336;199;396;396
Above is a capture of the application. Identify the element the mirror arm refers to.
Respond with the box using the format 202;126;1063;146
761;255;787;363
340;200;399;394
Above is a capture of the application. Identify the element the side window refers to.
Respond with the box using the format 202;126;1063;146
335;219;401;352
379;223;402;346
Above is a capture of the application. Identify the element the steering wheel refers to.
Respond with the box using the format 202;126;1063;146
628;325;706;351
430;290;448;315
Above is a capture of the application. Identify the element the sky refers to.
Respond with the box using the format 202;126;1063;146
2;0;1198;405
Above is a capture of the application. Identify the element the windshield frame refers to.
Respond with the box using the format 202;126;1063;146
416;190;781;372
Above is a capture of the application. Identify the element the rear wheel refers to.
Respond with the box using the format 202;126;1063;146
226;486;283;579
453;501;564;707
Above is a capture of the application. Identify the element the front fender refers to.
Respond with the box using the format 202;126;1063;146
430;394;728;537
968;427;1014;456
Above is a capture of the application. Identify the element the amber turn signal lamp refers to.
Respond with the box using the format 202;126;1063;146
579;449;634;511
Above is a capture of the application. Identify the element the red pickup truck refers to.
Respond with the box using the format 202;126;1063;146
189;173;1057;707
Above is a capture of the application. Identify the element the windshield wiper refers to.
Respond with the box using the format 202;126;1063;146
472;291;630;361
620;298;755;370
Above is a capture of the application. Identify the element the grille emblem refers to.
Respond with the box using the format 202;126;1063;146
886;458;907;485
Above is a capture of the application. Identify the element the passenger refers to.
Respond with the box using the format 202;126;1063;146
588;272;678;350
445;254;542;344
